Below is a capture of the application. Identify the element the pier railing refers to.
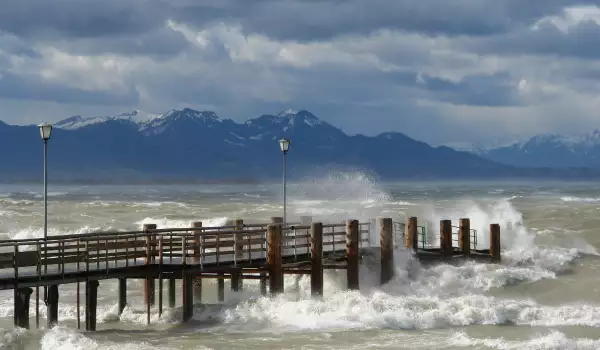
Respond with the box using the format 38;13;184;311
392;219;479;250
0;221;372;279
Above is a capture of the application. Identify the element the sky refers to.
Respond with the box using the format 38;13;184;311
1;0;600;146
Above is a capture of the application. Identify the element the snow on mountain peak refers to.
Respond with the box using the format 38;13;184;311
55;111;138;130
276;108;298;118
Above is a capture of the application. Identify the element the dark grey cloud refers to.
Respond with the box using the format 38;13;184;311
0;0;167;39
0;71;139;105
1;0;600;146
470;19;600;59
173;0;595;40
418;73;522;107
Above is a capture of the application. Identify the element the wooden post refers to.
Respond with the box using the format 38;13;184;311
118;278;127;316
85;280;99;331
440;220;452;257
143;223;156;306
233;219;244;291
490;224;501;261
182;274;194;322
459;218;471;256
260;277;267;296
217;276;225;302
46;284;59;328
192;221;203;302
310;222;323;297
234;219;244;260
267;224;283;295
406;217;418;251
380;218;394;285
168;278;176;308
14;287;33;329
346;219;359;290
231;270;242;292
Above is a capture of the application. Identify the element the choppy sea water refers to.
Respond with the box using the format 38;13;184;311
1;173;600;349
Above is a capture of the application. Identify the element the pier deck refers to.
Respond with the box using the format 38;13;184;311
1;216;501;331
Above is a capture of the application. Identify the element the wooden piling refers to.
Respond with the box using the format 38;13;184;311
85;280;99;331
192;221;203;302
143;223;156;307
346;219;359;290
46;284;59;328
217;276;225;302
14;287;32;329
231;270;242;292
260;276;267;296
118;278;127;316
310;222;323;297
168;278;176;308
234;219;244;260
459;218;471;256
490;224;501;262
267;224;283;295
182;274;194;322
233;219;244;291
440;220;453;257
406;217;418;251
380;217;394;285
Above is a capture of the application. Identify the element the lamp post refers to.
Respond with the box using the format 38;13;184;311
38;122;52;306
278;138;290;226
38;123;52;241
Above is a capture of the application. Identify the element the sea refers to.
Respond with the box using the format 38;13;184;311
0;172;600;349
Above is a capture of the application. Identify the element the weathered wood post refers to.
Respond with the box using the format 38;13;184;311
265;216;283;295
310;222;323;297
459;218;471;256
406;217;418;251
85;280;99;331
267;223;283;295
46;284;59;328
440;220;453;257
118;278;127;316
217;277;225;302
143;223;156;306
233;219;244;291
231;270;242;292
490;223;501;262
380;218;394;285
192;221;203;302
14;287;33;329
182;273;194;322
346;219;360;290
168;279;176;308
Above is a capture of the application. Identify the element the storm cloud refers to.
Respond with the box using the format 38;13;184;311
1;0;599;145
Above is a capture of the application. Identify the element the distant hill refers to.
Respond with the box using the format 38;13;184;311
452;130;600;168
1;108;600;182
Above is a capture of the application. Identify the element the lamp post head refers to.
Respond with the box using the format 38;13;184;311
279;138;290;153
38;122;53;141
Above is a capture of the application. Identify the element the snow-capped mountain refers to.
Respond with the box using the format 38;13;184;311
455;130;600;168
0;107;531;181
54;111;141;130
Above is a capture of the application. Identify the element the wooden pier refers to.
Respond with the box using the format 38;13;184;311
1;216;501;330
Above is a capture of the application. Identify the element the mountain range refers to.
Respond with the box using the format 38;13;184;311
450;130;600;168
1;108;599;183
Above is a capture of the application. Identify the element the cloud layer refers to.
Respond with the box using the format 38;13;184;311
1;0;599;145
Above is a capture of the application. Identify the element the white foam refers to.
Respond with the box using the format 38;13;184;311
40;326;168;350
134;217;228;229
561;196;600;203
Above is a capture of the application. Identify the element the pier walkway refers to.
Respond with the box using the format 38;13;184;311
1;216;501;331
